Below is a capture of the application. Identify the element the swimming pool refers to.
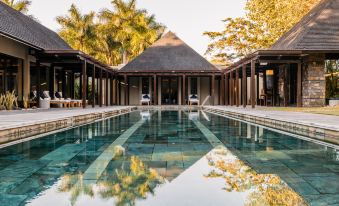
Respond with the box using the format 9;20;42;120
0;110;338;206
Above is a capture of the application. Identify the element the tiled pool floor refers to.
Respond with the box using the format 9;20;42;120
0;110;338;206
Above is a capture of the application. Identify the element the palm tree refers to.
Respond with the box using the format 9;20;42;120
56;4;97;55
98;0;165;64
1;0;31;13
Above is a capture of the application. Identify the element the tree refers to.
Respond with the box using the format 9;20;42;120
1;0;31;13
56;4;97;55
204;0;321;63
98;0;165;65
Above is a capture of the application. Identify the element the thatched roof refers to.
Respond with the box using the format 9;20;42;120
120;31;218;72
0;2;71;50
271;0;339;50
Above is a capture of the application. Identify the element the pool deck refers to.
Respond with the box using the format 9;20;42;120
203;106;339;145
0;106;136;145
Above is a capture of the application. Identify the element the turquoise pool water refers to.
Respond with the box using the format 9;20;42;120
0;110;338;206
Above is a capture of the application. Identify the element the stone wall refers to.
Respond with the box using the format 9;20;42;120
302;54;326;107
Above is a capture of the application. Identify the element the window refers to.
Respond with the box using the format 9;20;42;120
191;77;197;94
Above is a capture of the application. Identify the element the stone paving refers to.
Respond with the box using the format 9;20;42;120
204;106;339;131
0;106;135;145
204;106;339;145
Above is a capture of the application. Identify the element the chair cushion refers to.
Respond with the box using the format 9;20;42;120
142;94;150;99
55;92;62;99
191;94;198;99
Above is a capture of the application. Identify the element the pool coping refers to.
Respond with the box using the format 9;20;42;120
0;106;136;145
203;106;339;146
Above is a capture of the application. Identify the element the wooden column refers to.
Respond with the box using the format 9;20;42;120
236;68;240;107
70;72;75;99
110;74;114;106
225;73;229;105
250;60;256;108
211;74;215;105
62;70;67;98
297;62;302;107
49;64;55;98
182;75;186;105
115;75;119;105
106;71;109;106
153;75;157;105
221;74;225;105
256;72;260;105
118;77;121;105
92;65;96;108
242;65;247;108
82;60;87;108
124;74;128;105
36;60;41;107
99;68;103;107
263;69;267;96
230;71;233;106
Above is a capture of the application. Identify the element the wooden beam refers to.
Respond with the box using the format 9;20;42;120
211;75;215;105
153;75;157;105
82;60;87;108
250;60;256;108
242;65;247;108
225;73;229;105
99;68;103;107
106;71;109;106
297;62;302;107
236;69;239;107
256;72;260;105
92;65;96;108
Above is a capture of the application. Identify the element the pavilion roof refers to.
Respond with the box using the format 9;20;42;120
119;31;219;73
270;0;339;50
0;1;71;50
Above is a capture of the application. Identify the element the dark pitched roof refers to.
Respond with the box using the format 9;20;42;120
0;1;71;50
120;31;218;72
270;0;339;50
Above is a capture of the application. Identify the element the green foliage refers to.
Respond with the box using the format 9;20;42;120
204;0;321;63
57;0;165;66
1;0;31;13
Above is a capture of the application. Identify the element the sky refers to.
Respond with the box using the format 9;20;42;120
29;0;246;56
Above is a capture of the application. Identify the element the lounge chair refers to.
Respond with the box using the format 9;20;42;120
42;91;70;108
188;94;199;105
55;92;82;107
140;94;151;105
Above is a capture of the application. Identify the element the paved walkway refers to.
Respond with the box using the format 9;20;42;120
204;106;339;131
0;106;134;130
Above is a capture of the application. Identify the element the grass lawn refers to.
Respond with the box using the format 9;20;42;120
264;106;339;116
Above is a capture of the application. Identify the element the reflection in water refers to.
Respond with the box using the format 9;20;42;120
206;146;307;206
58;155;164;206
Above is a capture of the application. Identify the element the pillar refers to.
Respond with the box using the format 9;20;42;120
236;68;239;107
99;68;103;107
106;71;109;106
225;73;229;105
82;60;87;108
182;75;186;105
242;65;247;108
297;62;302;107
251;60;256;108
211;74;215;105
92;65;96;108
153;75;157;105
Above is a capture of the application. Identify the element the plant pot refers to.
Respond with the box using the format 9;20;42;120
329;99;339;107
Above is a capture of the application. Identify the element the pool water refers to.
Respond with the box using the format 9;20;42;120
0;110;338;206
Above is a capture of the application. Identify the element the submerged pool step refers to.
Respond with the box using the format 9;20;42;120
82;118;145;184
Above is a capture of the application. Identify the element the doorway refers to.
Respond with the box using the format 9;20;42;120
161;77;178;105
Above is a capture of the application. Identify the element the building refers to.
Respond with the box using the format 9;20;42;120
0;1;115;108
118;32;221;106
223;0;339;108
